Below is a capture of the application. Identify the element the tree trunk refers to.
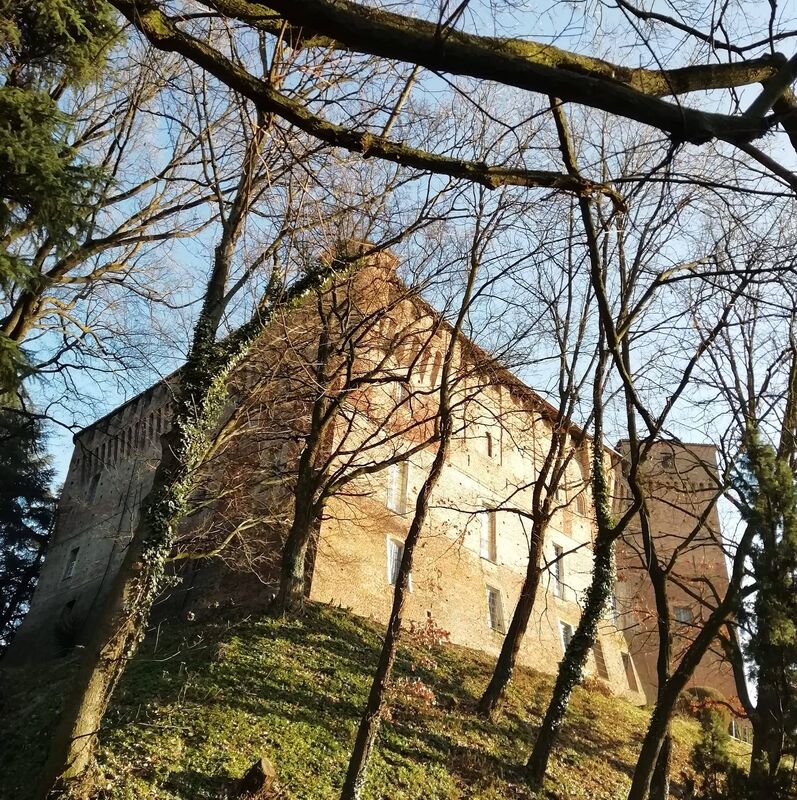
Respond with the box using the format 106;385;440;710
273;497;319;615
37;260;341;798
525;535;615;788
749;679;785;794
477;533;543;718
626;586;747;800
340;430;450;800
36;432;182;799
649;731;671;800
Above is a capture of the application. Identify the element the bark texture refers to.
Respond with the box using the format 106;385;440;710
477;526;543;718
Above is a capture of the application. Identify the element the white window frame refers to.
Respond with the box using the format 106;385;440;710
386;461;409;514
552;543;565;597
394;381;409;406
559;620;575;653
479;510;497;562
386;537;412;590
622;652;640;692
486;585;505;633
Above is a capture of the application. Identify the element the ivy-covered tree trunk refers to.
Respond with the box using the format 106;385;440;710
35;114;283;796
477;522;544;718
37;258;344;798
35;446;181;797
525;533;615;787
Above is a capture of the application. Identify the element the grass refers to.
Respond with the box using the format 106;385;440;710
0;603;749;799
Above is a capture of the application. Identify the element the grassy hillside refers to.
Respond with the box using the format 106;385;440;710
0;604;749;800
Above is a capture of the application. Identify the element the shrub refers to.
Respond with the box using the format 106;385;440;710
683;708;747;800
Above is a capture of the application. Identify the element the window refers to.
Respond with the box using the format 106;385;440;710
674;606;693;624
559;621;575;652
387;538;403;585
486;431;494;458
429;351;443;385
622;652;639;692
486;586;505;632
86;472;101;503
135;420;143;449
386;461;409;513
62;547;80;581
575;492;587;515
394;381;409;406
610;589;620;625
552;544;565;597
593;640;610;680
386;538;411;589
480;511;497;562
661;452;674;469
418;349;432;381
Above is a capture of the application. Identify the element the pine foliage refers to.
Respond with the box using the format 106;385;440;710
0;0;116;390
0;405;55;652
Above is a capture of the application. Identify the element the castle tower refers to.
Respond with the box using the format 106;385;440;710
614;440;738;705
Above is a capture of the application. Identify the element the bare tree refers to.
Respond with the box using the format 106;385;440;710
113;0;797;198
476;195;600;717
339;193;493;800
524;101;760;795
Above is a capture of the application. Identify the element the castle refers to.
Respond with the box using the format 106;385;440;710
6;251;740;717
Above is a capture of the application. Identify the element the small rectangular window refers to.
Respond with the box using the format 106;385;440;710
622;652;639;692
559;621;574;652
417;349;432;381
386;538;411;589
486;431;494;459
486;586;505;633
674;606;693;624
430;351;443;385
610;590;620;625
593;640;609;680
394;381;409;406
386;461;409;514
552;544;565;597
387;538;403;585
480;511;497;562
63;547;80;581
86;473;101;503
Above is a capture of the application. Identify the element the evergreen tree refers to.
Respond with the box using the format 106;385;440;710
735;434;797;797
0;0;116;390
0;403;55;653
685;708;747;800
